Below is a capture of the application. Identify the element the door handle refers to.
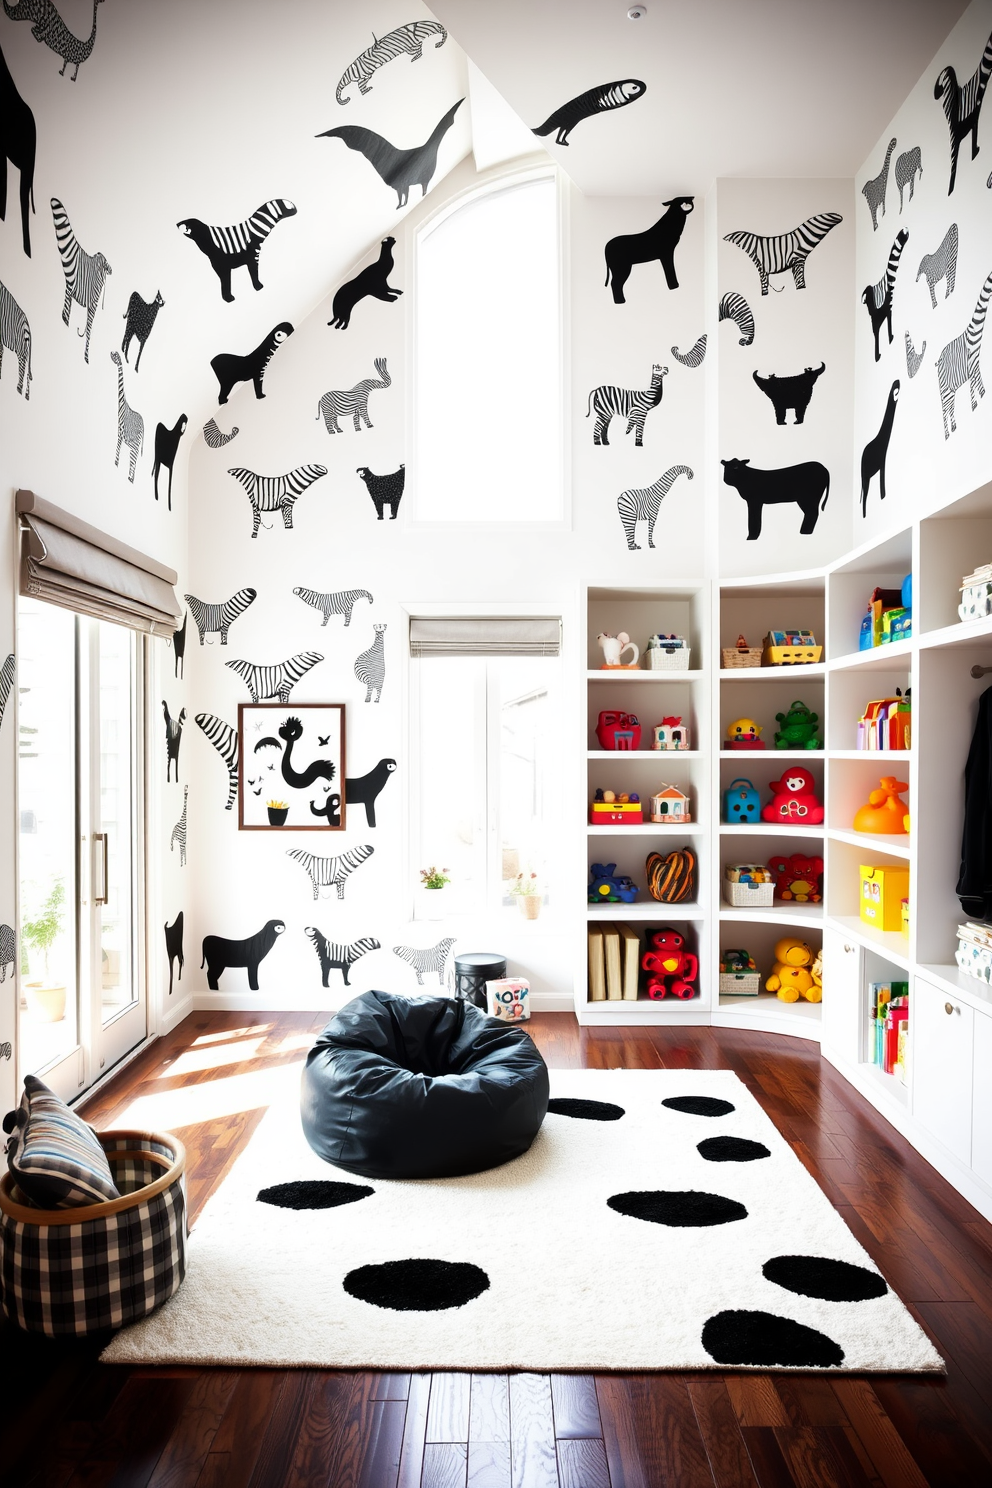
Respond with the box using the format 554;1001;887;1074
94;832;108;906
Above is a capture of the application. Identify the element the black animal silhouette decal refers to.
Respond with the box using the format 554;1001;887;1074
917;223;958;308
309;792;341;827
354;624;386;703
329;238;402;329
225;652;323;704
203;418;239;448
201;919;285;992
345;757;396;828
862;228;909;361
318;99;463;209
306;930;380;989
895;147;923;210
110;351;143;483
293;586;373;627
52;197;110;362
861;380;900;518
862;138;896;231
721;458;830;541
3;0;103;79
936;267;992;439
604;197;694;302
185;588;256;646
934;26;992;194
172;612;187;679
121;290;163;371
287;845;373;900
905;331;927;379
532;79;646;146
195;712;239;811
228;464;327;538
316;359;390;433
162;701;186;782
0;278;32;397
356;463;404;518
724;211;842;295
0;43;35;256
587;364;666;446
255;715;336;791
671;335;706;368
752;363;826;425
616;465;693;551
335;20;447;105
164;912;183;997
153;414;188;509
718;291;754;345
177;200;297;302
211;322;293;404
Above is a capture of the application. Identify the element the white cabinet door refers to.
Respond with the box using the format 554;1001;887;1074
972;1008;992;1188
820;926;862;1065
913;977;974;1166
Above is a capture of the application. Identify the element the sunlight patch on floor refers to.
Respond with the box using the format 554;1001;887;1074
113;1060;304;1130
192;1024;273;1047
159;1038;266;1077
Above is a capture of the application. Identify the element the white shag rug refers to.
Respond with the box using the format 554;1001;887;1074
101;1069;942;1373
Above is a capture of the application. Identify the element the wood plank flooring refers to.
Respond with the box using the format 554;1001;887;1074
2;1011;991;1488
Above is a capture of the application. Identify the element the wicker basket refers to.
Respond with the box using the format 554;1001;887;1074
719;972;762;996
721;647;763;669
0;1129;186;1337
647;644;691;671
724;878;775;908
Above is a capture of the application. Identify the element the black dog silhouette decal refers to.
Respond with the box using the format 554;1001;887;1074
345;758;396;828
721;457;830;541
860;381;900;517
604;197;694;302
201;919;285;991
211;323;293;404
318;100;463;209
752;363;826;425
153;414;188;509
329;238;402;329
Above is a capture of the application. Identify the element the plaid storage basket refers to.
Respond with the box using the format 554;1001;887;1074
0;1129;186;1337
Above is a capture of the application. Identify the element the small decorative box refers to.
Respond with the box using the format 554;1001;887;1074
724;864;775;908
859;864;910;932
719;948;761;996
646;634;690;670
590;802;644;825
486;977;530;1021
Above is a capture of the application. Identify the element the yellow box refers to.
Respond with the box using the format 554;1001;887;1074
859;864;910;933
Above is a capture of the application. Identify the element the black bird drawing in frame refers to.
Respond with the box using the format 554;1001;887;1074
317;99;463;208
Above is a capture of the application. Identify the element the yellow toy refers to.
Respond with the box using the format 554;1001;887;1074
764;936;821;1003
809;948;823;999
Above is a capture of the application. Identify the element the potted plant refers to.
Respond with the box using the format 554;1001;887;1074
22;879;67;1023
418;865;450;920
510;872;542;920
267;799;290;826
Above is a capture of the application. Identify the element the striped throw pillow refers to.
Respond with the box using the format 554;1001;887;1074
3;1074;120;1208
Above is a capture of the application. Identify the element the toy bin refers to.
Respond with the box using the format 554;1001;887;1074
762;631;822;666
859;865;910;934
723;779;761;824
723;865;775;908
721;646;763;669
0;1129;186;1337
646;636;690;670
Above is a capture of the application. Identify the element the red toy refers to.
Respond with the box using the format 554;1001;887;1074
596;710;642;751
641;927;698;999
761;767;824;825
767;851;823;902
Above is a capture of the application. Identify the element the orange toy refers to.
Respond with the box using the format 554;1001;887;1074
853;776;909;835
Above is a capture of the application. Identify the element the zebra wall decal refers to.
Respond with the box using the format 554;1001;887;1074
184;587;256;645
335;20;447;105
671;335;707;369
861;229;909;362
227;464;327;538
0;921;15;983
110;351;143;483
177;199;297;302
203;418;239;449
0;652;14;732
224;651;323;704
287;844;374;900
905;331;927;379
934;25;992;195
3;0;104;80
895;147;923;211
316;358;391;434
51;197;111;363
195;712;240;811
916;223;958;309
305;929;380;988
392;937;456;987
616;466;694;551
293;587;373;627
935;267;992;439
586;363;667;447
162;700;186;784
354;624;386;703
170;785;188;867
718;291;755;346
862;138;896;231
0;279;32;398
723;211;843;296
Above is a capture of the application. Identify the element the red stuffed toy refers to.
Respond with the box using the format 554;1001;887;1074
767;851;823;902
641;927;697;999
762;767;824;825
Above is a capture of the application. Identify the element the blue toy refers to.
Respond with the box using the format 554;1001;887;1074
588;862;639;904
723;778;761;824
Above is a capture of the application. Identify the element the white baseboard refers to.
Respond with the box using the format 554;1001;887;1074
192;990;576;1016
159;991;195;1033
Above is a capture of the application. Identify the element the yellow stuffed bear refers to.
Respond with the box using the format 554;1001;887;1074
764;936;821;1003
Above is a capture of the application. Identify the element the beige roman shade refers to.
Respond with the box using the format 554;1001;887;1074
409;616;561;657
17;490;181;636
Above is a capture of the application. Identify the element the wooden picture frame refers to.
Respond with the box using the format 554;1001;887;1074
238;703;346;831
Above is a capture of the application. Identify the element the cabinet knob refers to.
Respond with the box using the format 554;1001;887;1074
843;944;854;953
945;1002;955;1015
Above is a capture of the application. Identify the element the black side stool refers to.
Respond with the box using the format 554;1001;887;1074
453;952;506;1010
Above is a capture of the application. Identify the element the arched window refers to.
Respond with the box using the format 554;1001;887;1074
413;170;563;523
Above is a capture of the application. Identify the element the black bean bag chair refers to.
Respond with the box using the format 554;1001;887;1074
300;991;549;1179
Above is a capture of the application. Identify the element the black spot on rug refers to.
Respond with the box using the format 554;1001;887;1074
257;1180;374;1211
697;1135;771;1163
763;1255;888;1302
702;1308;845;1368
662;1095;735;1117
343;1259;490;1312
547;1097;625;1121
608;1189;747;1227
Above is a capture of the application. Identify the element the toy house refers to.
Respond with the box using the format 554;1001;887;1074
651;717;690;750
649;785;691;822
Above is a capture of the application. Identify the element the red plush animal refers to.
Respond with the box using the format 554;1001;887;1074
767;852;823;903
761;767;824;824
641;927;697;999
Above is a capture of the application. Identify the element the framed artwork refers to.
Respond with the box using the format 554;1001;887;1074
238;703;346;830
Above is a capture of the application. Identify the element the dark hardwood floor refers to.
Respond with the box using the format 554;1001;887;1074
3;1011;992;1488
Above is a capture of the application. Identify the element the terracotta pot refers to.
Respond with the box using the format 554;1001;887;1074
518;895;541;920
25;982;67;1023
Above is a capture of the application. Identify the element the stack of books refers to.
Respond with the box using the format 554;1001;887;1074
857;693;911;750
955;921;992;984
868;980;909;1082
588;924;640;1001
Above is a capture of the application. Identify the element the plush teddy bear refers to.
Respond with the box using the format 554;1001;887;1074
764;936;820;1003
761;766;824;824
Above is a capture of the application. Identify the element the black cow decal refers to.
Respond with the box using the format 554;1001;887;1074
721;458;830;541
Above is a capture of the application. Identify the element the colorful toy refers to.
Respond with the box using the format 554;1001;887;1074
767;851;823;902
763;630;822;665
590;787;643;824
858;587;904;650
645;847;696;903
596;710;642;751
597;631;640;669
762;767;824;824
723;777;761;824
642;927;697;999
860;864;910;931
650;784;691;822
858;691;910;750
588;862;638;904
486;977;530;1022
810;948;823;996
764;936;820;1003
853;776;909;834
774;700;822;749
652;716;690;750
726;717;765;749
719;947;761;995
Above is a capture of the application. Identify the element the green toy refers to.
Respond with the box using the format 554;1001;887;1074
774;700;822;750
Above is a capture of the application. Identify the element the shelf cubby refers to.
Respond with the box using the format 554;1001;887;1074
917;482;992;636
826;527;911;660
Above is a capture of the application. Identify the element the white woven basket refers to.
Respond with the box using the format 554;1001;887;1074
724;879;775;908
647;645;690;671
